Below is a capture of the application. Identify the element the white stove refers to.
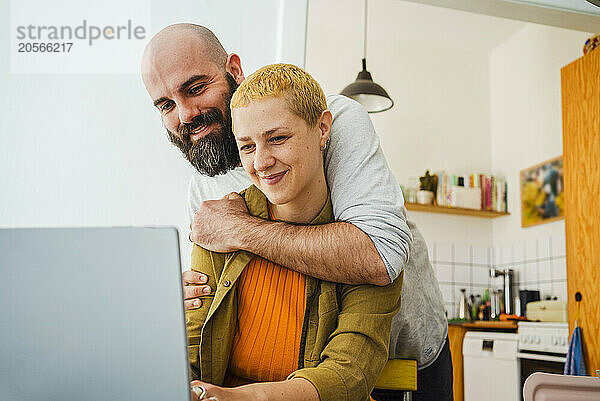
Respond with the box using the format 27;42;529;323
517;322;570;400
518;322;569;355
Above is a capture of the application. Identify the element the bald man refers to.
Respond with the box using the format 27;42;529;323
141;24;452;401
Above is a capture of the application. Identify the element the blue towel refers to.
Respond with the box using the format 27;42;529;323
564;326;586;376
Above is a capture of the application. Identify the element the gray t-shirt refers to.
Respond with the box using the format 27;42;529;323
187;94;446;368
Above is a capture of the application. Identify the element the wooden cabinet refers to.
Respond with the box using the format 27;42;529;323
561;49;600;374
448;324;468;401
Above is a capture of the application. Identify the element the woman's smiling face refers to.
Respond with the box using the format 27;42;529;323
232;96;330;208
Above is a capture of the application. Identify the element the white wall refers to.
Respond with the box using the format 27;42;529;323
490;24;588;247
306;0;495;246
0;0;307;270
488;23;589;299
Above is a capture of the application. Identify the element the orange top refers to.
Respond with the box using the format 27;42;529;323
226;206;307;384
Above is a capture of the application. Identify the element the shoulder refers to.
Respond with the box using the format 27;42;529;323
325;94;379;150
327;95;368;123
322;95;380;173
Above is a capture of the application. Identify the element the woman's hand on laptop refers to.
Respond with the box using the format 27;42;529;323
190;378;318;401
190;380;254;401
182;270;211;310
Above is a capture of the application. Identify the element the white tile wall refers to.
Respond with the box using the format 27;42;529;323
525;239;538;261
552;257;567;280
439;283;454;304
514;242;526;263
539;237;551;260
538;260;552;279
472;246;488;267
455;265;470;285
436;264;453;282
493;232;568;301
553;235;567;256
454;245;470;265
472;266;490;286
432;231;568;319
436;243;453;263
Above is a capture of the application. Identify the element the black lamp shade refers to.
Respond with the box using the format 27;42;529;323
341;59;393;113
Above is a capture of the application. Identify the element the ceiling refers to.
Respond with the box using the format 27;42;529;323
370;0;528;53
404;0;600;32
313;0;594;54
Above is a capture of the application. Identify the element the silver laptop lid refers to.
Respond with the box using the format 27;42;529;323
0;227;190;401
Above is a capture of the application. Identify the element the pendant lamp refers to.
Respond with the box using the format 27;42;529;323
341;0;393;113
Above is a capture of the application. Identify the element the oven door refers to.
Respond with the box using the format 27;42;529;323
517;352;566;400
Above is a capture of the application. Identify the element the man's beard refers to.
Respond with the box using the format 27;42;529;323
166;74;240;177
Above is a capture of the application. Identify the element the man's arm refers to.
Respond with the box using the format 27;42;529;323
190;193;389;285
242;220;389;285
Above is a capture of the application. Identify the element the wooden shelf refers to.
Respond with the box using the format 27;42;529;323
405;203;509;218
451;320;518;330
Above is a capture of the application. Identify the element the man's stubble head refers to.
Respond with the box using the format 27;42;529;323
142;23;243;177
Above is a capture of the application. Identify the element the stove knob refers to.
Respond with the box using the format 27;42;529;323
552;336;558;346
561;337;568;346
525;335;531;343
535;335;541;344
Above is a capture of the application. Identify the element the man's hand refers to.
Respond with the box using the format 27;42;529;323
182;270;211;310
190;192;250;253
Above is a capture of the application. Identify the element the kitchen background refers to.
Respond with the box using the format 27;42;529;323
2;0;598;398
305;0;589;312
430;237;567;318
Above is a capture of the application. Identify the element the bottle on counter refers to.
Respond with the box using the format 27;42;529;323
479;288;491;320
472;294;481;321
458;288;471;320
490;290;501;320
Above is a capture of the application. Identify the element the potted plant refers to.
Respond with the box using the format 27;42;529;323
417;170;437;205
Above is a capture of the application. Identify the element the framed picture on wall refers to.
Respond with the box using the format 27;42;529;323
520;155;564;228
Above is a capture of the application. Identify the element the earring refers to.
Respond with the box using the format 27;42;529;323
320;142;327;151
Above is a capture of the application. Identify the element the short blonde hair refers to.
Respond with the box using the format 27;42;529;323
231;63;327;127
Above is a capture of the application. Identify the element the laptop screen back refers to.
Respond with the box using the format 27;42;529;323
0;227;190;401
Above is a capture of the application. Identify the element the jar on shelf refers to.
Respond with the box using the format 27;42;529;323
404;176;419;203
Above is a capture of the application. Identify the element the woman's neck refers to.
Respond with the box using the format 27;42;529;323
270;174;328;224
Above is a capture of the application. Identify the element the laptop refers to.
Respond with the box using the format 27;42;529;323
0;227;191;401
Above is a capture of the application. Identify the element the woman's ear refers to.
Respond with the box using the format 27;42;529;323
226;53;245;85
318;110;332;149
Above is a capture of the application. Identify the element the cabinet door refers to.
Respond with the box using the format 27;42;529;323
561;49;600;374
448;325;467;401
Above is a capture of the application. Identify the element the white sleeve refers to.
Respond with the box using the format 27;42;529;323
324;95;412;281
187;177;200;223
187;168;253;222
